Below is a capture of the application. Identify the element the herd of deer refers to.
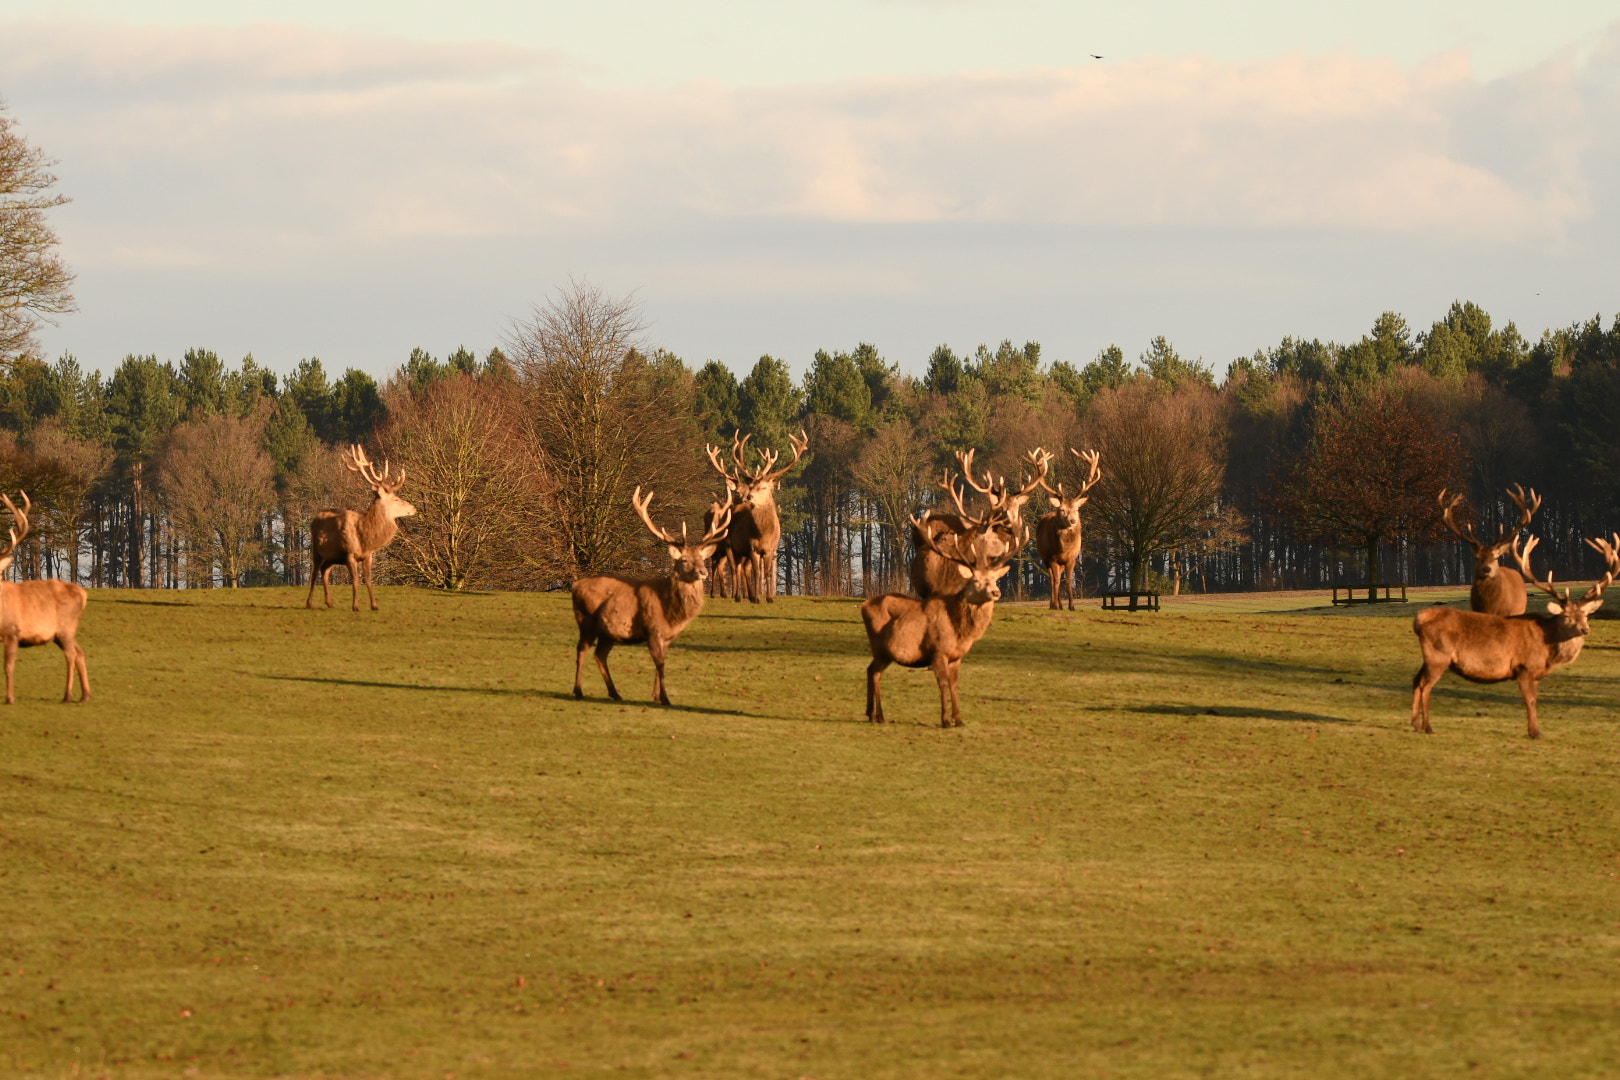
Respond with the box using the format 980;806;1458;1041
0;432;1612;740
572;435;1109;726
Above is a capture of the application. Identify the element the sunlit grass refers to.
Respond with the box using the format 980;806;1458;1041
2;586;1618;1078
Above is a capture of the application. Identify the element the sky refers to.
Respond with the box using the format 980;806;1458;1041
1;1;1618;381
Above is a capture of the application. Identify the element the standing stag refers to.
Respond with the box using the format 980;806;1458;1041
910;448;1048;599
1439;484;1541;616
1412;533;1619;739
864;514;1020;727
1035;448;1102;610
306;445;416;612
704;429;808;603
0;493;90;704
572;488;730;705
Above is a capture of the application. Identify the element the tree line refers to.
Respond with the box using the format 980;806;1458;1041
0;283;1617;598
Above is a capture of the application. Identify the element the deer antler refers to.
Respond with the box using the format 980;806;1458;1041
705;442;738;482
912;512;1022;570
0;491;31;565
936;469;970;517
1505;485;1542;539
1439;489;1480;553
1512;534;1575;604
344;445;405;492
957;449;995;497
1017;448;1054;498
1582;533;1620;602
634;487;731;548
1072;448;1102;497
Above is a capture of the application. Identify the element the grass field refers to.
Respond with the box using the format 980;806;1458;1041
4;585;1620;1078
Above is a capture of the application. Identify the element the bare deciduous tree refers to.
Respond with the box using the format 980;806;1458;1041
376;373;547;590
851;419;932;591
1;102;75;363
158;411;276;587
27;421;110;584
506;282;705;576
1083;380;1227;603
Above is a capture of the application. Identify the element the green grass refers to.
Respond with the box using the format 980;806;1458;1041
4;585;1620;1078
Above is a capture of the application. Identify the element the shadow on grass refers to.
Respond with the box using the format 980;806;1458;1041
93;597;193;607
1094;703;1355;724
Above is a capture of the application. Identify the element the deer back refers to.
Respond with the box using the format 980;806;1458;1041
0;579;88;645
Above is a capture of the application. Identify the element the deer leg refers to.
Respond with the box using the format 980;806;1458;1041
1411;662;1442;734
866;657;890;723
59;640;74;703
364;555;379;611
305;558;322;608
765;552;776;603
932;657;957;728
948;658;965;726
649;638;671;706
73;642;90;703
1065;562;1076;611
594;640;622;700
3;638;16;705
346;555;361;612
1517;672;1542;740
574;635;591;698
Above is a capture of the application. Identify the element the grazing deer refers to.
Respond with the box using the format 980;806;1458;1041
572;487;730;705
864;514;1020;727
1035;448;1102;610
1440;484;1541;616
0;493;90;704
306;445;416;612
1411;533;1619;739
704;429;808;603
910;448;1047;599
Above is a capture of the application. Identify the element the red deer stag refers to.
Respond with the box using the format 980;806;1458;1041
910;448;1047;599
864;514;1020;727
704;429;808;603
306;445;417;612
572;487;730;705
1439;484;1541;616
1411;533;1619;739
0;493;90;704
1035;448;1102;610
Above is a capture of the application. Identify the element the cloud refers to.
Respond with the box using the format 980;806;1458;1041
2;16;1612;270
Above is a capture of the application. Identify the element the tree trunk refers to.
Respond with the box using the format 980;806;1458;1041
1366;532;1380;602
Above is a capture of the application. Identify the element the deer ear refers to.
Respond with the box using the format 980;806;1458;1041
1048;496;1061;508
992;563;1013;581
1583;598;1604;613
0;556;11;575
1546;600;1564;615
667;544;684;562
698;543;718;561
955;563;973;579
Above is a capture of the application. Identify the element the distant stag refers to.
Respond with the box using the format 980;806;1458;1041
910;448;1048;599
704;429;808;603
572;488;731;705
1439;484;1541;616
306;445;416;612
1412;533;1618;739
1034;448;1102;610
865;513;1019;727
0;493;90;704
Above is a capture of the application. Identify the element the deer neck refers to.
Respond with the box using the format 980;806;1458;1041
944;589;997;642
660;572;707;632
357;496;399;555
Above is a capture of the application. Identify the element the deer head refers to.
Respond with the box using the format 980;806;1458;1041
912;511;1020;604
1043;448;1102;526
961;447;1051;529
633;486;731;584
1441;485;1539;578
345;445;417;521
0;491;30;575
1513;532;1618;637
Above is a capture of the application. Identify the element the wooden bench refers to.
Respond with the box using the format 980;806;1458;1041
1331;584;1408;605
1101;591;1160;611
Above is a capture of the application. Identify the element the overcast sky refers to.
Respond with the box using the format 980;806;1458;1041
1;1;1617;381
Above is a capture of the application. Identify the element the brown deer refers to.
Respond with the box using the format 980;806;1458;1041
864;514;1020;727
910;448;1047;599
1411;533;1619;739
1439;484;1541;616
1034;448;1102;610
0;493;90;704
572;487;731;705
306;445;417;612
704;429;808;603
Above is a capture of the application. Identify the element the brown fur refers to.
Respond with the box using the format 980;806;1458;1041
704;431;807;603
1440;485;1540;617
909;448;1045;599
572;488;728;705
307;445;416;612
865;518;1016;727
1033;449;1101;610
0;493;90;704
1411;533;1616;739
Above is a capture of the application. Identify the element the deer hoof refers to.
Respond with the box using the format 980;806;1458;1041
573;687;584;699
